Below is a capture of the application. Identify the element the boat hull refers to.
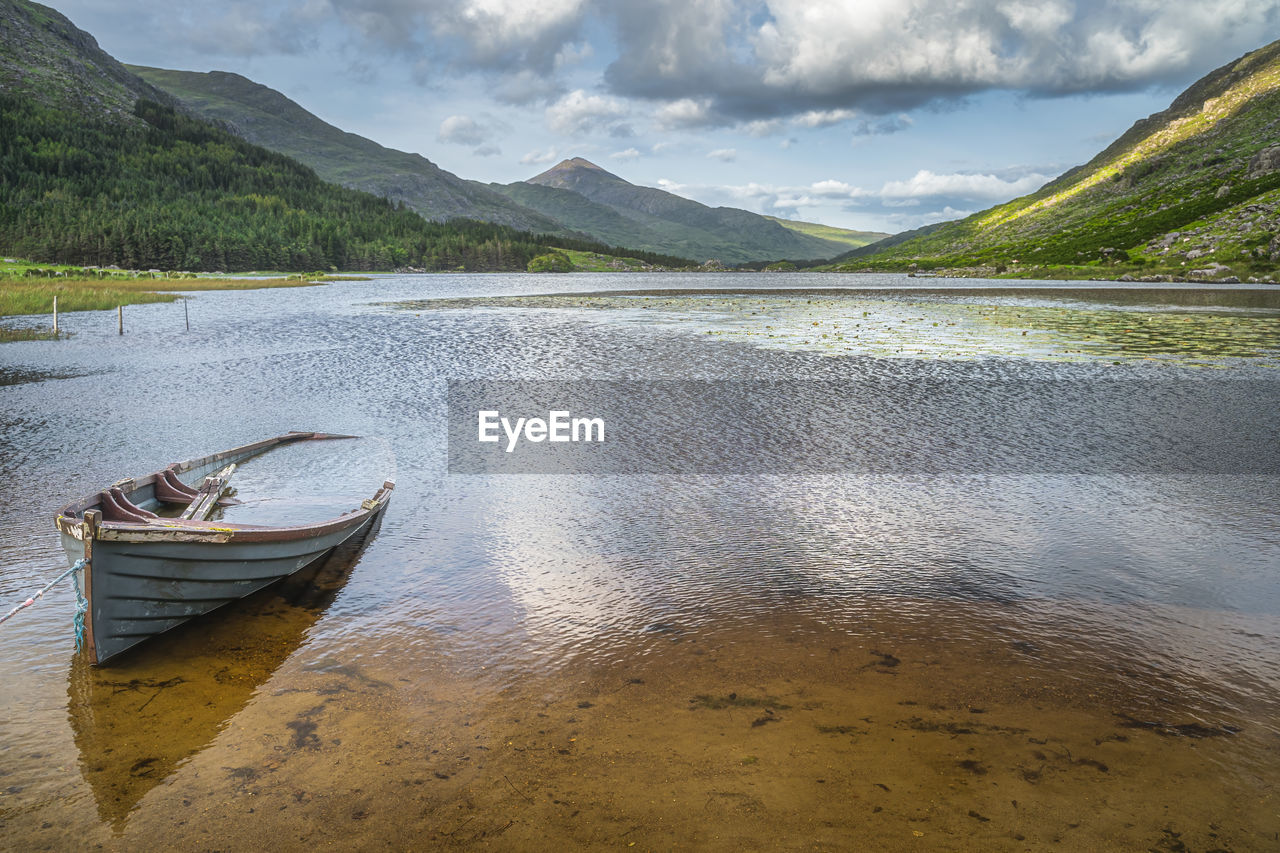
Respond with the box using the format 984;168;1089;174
59;511;381;664
55;432;394;664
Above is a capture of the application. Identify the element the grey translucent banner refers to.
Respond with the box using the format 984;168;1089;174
447;380;1280;475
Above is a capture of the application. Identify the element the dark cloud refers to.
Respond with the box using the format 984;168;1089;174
602;0;1280;123
54;0;1280;128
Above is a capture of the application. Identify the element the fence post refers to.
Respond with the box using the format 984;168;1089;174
118;305;123;335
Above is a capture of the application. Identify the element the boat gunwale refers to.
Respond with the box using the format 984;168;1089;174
54;431;395;542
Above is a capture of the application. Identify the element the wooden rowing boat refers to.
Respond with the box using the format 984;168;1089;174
54;432;394;665
68;523;376;826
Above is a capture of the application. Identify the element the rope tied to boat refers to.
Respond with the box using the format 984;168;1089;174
0;558;89;649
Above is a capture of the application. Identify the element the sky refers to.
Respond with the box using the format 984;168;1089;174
53;0;1280;233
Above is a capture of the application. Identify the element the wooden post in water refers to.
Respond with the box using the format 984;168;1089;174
117;305;123;335
52;296;58;336
184;298;189;331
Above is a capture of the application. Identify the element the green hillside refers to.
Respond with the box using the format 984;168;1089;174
833;39;1280;281
517;158;852;264
128;66;566;233
763;216;887;250
0;0;701;273
0;94;564;271
490;180;675;251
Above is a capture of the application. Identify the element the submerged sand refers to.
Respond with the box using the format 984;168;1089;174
9;595;1275;852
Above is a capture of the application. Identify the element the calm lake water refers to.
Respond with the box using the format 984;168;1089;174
1;272;1278;851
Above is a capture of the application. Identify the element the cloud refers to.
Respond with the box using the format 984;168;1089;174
491;69;564;105
473;145;502;157
349;0;590;73
742;118;783;137
706;148;737;162
793;109;857;129
877;169;1051;200
642;166;1053;230
852;114;913;137
53;0;1280;138
437;114;487;146
654;98;718;130
611;147;642;161
520;148;561;165
603;0;1280;121
545;89;629;135
554;40;594;68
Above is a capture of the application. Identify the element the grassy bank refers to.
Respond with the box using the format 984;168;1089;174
554;248;672;271
0;255;351;318
0;277;330;318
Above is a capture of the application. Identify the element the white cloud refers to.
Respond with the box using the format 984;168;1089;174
437;114;486;146
640;166;1053;229
440;0;590;68
655;98;716;130
742;118;783;137
520;148;561;165
655;177;689;196
809;179;860;198
878;169;1051;200
546;88;629;135
611;147;642;161
882;206;975;230
554;40;594;68
706;148;737;162
793;108;857;128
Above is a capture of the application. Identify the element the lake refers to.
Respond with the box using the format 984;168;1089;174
1;272;1278;850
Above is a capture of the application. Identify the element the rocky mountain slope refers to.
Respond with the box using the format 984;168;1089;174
129;66;566;233
834;39;1280;281
0;0;174;123
498;158;853;264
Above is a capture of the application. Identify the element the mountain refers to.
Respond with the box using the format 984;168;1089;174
762;216;887;251
0;91;580;271
490;179;698;255
498;158;855;264
128;66;566;233
0;0;175;123
0;0;619;272
835;39;1280;280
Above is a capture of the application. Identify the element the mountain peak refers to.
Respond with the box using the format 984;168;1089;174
560;157;606;170
528;157;630;188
